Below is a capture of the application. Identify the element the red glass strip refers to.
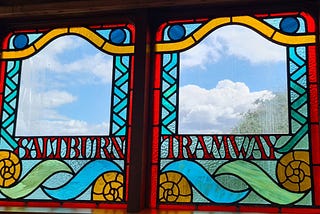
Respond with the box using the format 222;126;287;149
197;205;237;212
127;24;135;43
151;50;161;209
152;90;160;125
130;56;135;91
62;202;97;208
308;46;317;84
0;61;7;93
151;130;159;162
0;201;25;206
168;19;196;24
156;23;167;42
281;207;320;213
158;204;196;210
126;56;134;204
153;55;162;89
13;29;38;33
270;12;299;17
128;93;133;124
125;164;130;202
98;203;127;209
149;165;158;208
309;84;319;123
89;25;103;29
195;18;209;22
127;128;132;162
27;201;61;207
312;165;320;206
129;56;134;87
300;12;316;33
0;96;3;118
239;205;279;213
311;124;320;164
102;24;126;28
126;45;134;205
254;13;269;18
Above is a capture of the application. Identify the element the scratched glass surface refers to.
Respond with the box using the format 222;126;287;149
178;25;288;135
16;36;112;136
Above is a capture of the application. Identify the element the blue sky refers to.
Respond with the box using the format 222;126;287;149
16;25;288;136
180;25;287;92
178;25;287;134
16;36;112;135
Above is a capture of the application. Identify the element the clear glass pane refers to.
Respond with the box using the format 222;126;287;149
16;36;112;136
179;25;288;134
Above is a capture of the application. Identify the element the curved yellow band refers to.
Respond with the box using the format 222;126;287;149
155;16;316;52
1;16;316;58
156;17;231;53
232;16;316;45
1;27;134;59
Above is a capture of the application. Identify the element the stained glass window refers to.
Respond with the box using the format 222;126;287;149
0;24;135;207
0;7;320;213
151;12;319;209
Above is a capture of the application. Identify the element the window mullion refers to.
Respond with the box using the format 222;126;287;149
127;10;151;212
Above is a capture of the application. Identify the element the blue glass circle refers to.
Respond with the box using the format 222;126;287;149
280;17;299;34
13;34;29;49
168;25;186;41
110;29;126;44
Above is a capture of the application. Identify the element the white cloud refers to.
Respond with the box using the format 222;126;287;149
41;90;77;108
182;39;223;70
44;36;81;54
17;119;109;136
66;53;113;83
17;88;76;115
181;25;286;70
178;79;275;134
23;36;113;84
16;88;109;136
29;120;109;136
